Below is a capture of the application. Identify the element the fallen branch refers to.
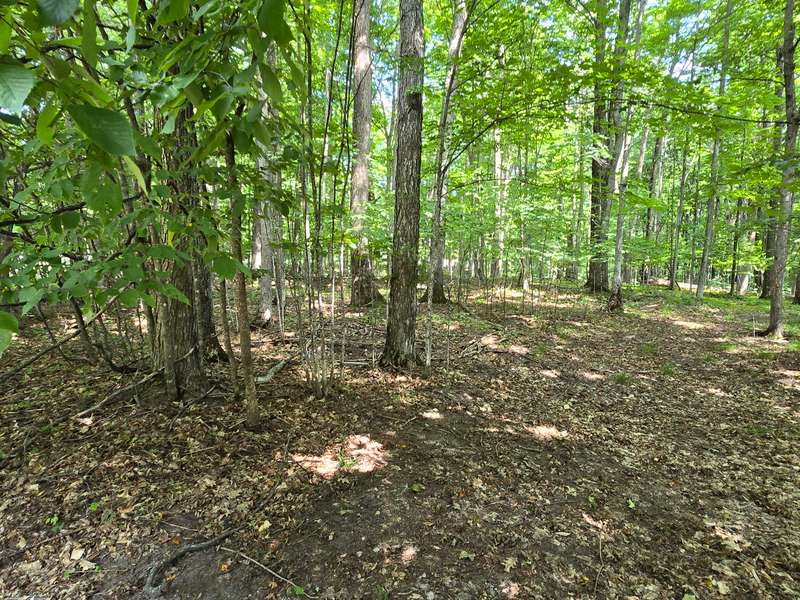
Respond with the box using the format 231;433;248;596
0;293;122;384
143;437;289;596
72;348;194;420
255;353;298;384
220;546;317;598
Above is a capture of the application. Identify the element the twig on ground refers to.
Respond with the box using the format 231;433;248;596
220;546;317;598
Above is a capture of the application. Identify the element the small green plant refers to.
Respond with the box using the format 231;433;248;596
89;501;100;512
45;514;63;533
660;362;676;376
611;372;631;385
290;585;306;596
641;341;657;355
336;449;357;470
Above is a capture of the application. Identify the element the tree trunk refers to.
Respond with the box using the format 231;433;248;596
607;0;634;310
669;138;690;289
765;0;797;337
380;0;424;368
491;127;505;281
586;0;609;292
696;0;732;299
225;133;259;427
350;0;383;306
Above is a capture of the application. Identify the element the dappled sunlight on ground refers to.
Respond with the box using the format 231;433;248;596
291;434;387;480
540;369;560;379
524;424;571;441
579;370;605;382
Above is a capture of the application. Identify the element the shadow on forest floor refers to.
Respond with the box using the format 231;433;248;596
1;284;799;599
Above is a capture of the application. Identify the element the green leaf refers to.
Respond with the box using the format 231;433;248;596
36;102;59;145
158;0;189;25
261;65;282;104
0;310;19;333
66;104;136;155
257;0;293;47
0;329;11;358
211;254;238;279
409;482;426;493
82;0;98;69
0;18;11;54
38;0;79;25
0;64;36;115
122;155;147;196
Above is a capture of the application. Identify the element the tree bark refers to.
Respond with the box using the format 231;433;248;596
586;0;609;292
350;0;383;306
225;133;259;427
380;0;424;368
765;0;797;337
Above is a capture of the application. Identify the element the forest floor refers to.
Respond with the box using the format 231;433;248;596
1;284;799;600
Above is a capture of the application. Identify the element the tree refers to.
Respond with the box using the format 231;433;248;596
380;0;425;368
763;0;798;337
350;0;384;306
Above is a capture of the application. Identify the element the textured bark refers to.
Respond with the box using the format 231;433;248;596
225;134;259;427
765;0;797;337
696;0;732;299
586;0;609;292
193;253;225;362
154;109;205;399
350;0;383;306
380;0;424;368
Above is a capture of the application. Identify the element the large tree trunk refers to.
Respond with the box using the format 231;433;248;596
586;0;609;292
350;0;383;306
696;0;732;299
225;133;259;427
380;0;424;368
155;108;205;399
765;0;797;337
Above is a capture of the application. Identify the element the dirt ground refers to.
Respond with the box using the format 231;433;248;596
1;285;798;599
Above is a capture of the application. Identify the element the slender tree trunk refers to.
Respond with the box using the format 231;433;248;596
225;133;259;427
491;127;505;281
380;0;424;368
696;0;732;299
350;0;383;306
765;0;798;337
670;138;690;289
425;0;468;306
607;0;634;310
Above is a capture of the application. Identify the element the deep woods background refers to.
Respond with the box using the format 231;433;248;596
1;0;799;597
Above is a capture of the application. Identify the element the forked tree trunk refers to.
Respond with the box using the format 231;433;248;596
380;0;424;368
350;0;383;306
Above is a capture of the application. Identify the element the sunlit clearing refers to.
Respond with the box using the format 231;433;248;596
772;369;800;391
292;434;387;480
704;387;729;398
525;424;570;441
671;319;708;330
500;580;520;598
582;512;608;531
421;409;443;420
400;545;417;562
580;371;605;382
540;369;560;379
